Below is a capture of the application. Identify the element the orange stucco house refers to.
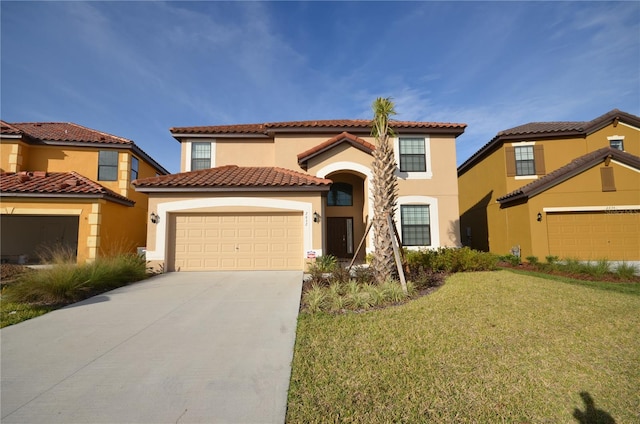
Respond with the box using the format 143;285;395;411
458;109;640;261
0;121;169;264
134;119;466;272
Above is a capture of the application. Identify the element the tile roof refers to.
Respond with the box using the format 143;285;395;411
132;165;332;191
0;121;169;175
170;119;467;136
0;120;22;136
0;171;135;206
497;147;640;205
458;109;640;175
7;122;133;145
297;132;375;166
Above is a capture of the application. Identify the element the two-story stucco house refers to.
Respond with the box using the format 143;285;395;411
458;109;640;262
133;119;466;272
0;121;169;264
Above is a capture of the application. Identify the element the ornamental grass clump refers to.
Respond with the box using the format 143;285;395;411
3;253;147;306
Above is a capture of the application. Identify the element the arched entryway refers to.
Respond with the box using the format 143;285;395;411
324;171;366;261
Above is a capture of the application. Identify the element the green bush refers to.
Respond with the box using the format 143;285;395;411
500;254;521;267
615;262;638;280
4;253;147;306
545;255;560;265
312;255;338;273
403;247;498;273
526;256;539;265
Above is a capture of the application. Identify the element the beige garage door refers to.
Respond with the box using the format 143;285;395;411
170;212;303;271
547;211;639;261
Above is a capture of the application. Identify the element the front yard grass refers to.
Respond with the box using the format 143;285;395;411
287;270;640;423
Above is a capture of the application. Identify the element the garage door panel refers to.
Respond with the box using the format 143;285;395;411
171;212;303;271
547;212;639;261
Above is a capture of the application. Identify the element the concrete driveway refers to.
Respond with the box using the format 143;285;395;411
1;271;302;424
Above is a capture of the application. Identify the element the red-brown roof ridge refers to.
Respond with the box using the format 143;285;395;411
7;122;133;145
170;119;467;135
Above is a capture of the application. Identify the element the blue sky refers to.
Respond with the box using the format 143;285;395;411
2;1;639;173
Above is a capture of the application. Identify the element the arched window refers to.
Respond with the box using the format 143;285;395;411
327;182;353;206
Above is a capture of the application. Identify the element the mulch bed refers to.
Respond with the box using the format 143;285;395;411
0;264;33;287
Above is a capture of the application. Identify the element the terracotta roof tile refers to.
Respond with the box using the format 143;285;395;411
298;132;374;165
170;119;467;136
458;109;640;175
133;166;332;191
8;122;133;145
0;120;23;136
497;147;640;205
0;171;134;205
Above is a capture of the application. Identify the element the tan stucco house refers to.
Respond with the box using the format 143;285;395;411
133;119;466;271
458;109;640;261
0;121;169;263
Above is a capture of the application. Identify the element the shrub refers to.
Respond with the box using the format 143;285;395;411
302;285;328;313
4;253;147;306
545;255;560;265
403;247;498;273
352;265;375;285
615;262;638;280
500;254;521;266
526;256;539;265
309;255;338;273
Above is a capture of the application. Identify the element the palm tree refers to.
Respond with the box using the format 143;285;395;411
370;97;399;284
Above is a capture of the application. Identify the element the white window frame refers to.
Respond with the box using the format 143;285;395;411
511;141;538;180
607;135;624;151
395;196;440;249
394;135;432;180
185;139;216;171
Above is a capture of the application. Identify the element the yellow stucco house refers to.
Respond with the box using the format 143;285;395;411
458;109;640;261
0;121;169;264
133;119;466;271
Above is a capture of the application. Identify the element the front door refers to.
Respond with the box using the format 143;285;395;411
326;217;354;258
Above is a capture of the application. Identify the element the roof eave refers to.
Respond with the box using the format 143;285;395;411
134;185;330;193
0;192;135;207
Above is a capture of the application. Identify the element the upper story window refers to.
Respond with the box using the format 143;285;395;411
399;137;426;172
130;156;139;181
401;205;431;246
98;150;118;181
609;139;624;150
191;142;211;171
506;143;545;178
327;182;353;206
515;146;535;176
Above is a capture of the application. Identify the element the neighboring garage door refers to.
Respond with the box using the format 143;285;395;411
170;212;303;271
0;215;79;263
547;211;640;260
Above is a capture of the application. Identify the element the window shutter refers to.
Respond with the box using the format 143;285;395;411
600;167;616;192
505;146;516;177
534;145;545;175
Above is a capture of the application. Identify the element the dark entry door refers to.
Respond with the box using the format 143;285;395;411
326;217;354;258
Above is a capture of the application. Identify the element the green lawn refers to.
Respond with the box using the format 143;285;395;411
287;271;640;423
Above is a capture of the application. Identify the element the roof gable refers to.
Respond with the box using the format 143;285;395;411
297;132;374;167
133;165;332;192
458;109;640;175
0;171;135;206
497;147;640;205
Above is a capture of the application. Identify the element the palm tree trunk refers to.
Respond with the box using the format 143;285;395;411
370;97;399;284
